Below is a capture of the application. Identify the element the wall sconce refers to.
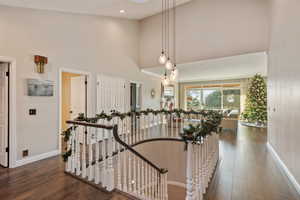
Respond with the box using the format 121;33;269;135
34;55;48;73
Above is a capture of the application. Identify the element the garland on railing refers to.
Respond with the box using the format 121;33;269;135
61;126;78;162
180;111;222;149
77;108;222;123
62;109;223;162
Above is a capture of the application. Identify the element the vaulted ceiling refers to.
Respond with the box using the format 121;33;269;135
0;0;191;19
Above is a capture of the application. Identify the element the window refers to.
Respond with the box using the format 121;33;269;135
223;89;240;110
186;86;241;112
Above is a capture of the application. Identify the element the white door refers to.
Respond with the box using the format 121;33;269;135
0;63;8;167
97;75;130;114
70;76;86;119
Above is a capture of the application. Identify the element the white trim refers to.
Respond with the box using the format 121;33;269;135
141;69;162;79
14;150;60;168
0;56;17;168
58;68;92;154
167;181;186;188
267;142;300;195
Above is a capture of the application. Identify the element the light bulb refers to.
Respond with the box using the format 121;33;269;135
162;75;170;86
159;52;167;64
170;68;178;81
165;59;173;70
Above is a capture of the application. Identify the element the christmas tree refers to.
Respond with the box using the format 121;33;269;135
241;74;267;124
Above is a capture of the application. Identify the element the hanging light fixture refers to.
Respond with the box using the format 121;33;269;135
162;71;170;86
170;67;178;81
165;0;172;70
160;0;178;83
159;0;167;64
165;59;173;70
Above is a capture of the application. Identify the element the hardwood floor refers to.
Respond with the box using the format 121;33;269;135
0;124;299;200
205;124;300;200
0;157;132;200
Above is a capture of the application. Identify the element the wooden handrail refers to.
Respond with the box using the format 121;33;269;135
112;125;168;174
65;120;167;174
66;120;113;130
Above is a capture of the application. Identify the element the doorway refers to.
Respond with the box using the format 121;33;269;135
0;62;9;168
60;71;88;153
130;82;141;112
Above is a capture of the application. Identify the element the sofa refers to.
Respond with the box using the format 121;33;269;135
220;109;239;133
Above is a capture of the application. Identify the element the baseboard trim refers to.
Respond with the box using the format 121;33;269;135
14;150;60;168
167;181;186;188
267;142;300;195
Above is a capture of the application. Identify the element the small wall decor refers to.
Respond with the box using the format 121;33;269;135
150;89;156;98
27;79;54;96
34;55;48;73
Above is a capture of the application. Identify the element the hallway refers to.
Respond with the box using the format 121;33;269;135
0;125;299;200
206;125;300;200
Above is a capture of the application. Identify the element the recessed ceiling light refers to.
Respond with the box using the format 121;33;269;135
120;10;125;13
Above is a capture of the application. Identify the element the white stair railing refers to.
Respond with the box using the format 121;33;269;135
64;110;220;200
185;132;219;200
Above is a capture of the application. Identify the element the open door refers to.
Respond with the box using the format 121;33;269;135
0;63;8;167
70;75;86;119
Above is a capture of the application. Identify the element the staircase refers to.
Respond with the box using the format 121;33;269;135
64;110;220;200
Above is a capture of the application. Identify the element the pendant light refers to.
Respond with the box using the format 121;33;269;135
162;71;170;86
160;0;178;84
170;0;178;80
170;67;178;81
159;0;167;64
165;0;173;70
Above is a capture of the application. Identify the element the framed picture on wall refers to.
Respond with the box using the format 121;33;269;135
27;79;54;96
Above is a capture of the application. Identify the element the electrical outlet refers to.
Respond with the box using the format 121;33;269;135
22;150;29;157
29;109;36;115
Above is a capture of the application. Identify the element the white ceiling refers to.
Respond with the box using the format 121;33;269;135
0;0;191;19
142;52;268;82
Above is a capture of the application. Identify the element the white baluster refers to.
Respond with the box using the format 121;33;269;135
137;159;141;197
193;144;199;200
65;125;72;172
201;139;206;195
204;137;208;189
95;127;100;184
75;127;81;176
101;119;107;188
164;173;168;200
71;126;76;173
199;143;204;198
145;164;150;199
141;161;145;198
117;121;122;190
107;126;114;191
88;127;93;181
133;155;137;194
81;127;87;178
151;168;154;199
128;132;132;193
186;142;194;200
122;127;128;192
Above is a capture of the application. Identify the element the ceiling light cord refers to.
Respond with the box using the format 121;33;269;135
173;0;176;66
161;0;164;53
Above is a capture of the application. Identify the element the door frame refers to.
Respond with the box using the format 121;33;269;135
0;56;17;168
58;68;92;154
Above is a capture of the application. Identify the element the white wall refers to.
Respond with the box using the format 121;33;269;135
0;6;161;163
139;0;270;68
268;0;300;187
